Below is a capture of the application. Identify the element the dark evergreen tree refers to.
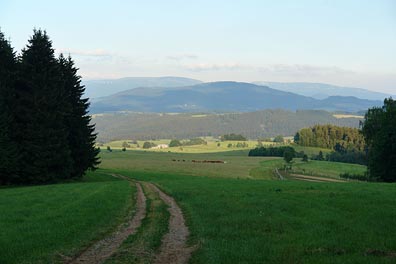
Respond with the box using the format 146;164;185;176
14;29;73;183
0;31;19;184
58;55;100;178
283;149;294;163
361;98;396;182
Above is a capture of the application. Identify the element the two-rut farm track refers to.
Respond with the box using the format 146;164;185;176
67;174;194;264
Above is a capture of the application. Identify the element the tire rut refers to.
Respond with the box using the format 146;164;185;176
145;182;195;264
67;177;146;264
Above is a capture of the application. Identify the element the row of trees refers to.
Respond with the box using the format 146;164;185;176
0;30;99;185
294;124;365;152
248;146;296;157
220;133;247;141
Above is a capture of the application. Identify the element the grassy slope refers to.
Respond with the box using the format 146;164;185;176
0;172;133;264
291;160;367;178
100;149;276;180
1;147;378;263
99;150;396;263
117;170;396;264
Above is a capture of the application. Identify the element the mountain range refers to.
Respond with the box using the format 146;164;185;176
253;81;392;100
89;80;382;113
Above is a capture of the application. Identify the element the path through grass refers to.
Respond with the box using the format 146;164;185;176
115;170;396;264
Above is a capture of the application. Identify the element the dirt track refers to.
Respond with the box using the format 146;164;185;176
66;174;194;264
290;174;346;183
67;179;146;264
146;182;195;264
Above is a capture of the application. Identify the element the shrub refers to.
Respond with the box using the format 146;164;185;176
340;172;368;181
169;139;182;147
142;142;156;149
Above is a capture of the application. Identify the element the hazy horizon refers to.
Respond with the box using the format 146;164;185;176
1;0;395;93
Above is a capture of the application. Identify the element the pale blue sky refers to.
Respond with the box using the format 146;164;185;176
1;0;395;93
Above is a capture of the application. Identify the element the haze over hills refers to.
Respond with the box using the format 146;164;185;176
254;81;392;100
89;81;381;113
83;76;202;99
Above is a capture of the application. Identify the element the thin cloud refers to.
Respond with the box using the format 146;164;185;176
166;54;198;61
184;62;355;77
259;64;355;77
185;62;247;71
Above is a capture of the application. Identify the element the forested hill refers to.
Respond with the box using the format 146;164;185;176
93;110;362;142
83;76;202;99
89;81;381;113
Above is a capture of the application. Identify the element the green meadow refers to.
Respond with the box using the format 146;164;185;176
1;148;395;263
0;172;133;264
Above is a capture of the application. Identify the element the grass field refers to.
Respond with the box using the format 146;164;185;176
3;147;395;264
291;160;367;179
0;172;133;264
102;138;281;153
113;169;396;264
99;149;277;179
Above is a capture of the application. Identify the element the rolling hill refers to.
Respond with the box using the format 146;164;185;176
83;76;202;99
89;81;381;113
254;81;391;100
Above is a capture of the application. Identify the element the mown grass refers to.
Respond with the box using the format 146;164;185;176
0;171;133;264
292;144;333;156
1;147;377;263
99;149;276;179
115;170;396;264
106;183;169;264
291;160;367;179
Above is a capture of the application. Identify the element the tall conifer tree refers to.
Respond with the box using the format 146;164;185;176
59;55;100;178
15;29;73;183
0;31;18;184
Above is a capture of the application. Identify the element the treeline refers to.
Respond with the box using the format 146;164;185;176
248;146;296;157
0;30;99;185
220;134;247;141
294;124;365;152
294;124;366;165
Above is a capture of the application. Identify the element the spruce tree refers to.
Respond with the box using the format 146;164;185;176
58;55;100;178
15;29;73;183
0;31;18;184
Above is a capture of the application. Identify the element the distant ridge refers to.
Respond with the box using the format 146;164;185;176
254;81;391;101
89;81;381;113
83;76;202;99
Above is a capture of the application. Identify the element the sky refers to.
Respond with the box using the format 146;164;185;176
1;0;395;94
